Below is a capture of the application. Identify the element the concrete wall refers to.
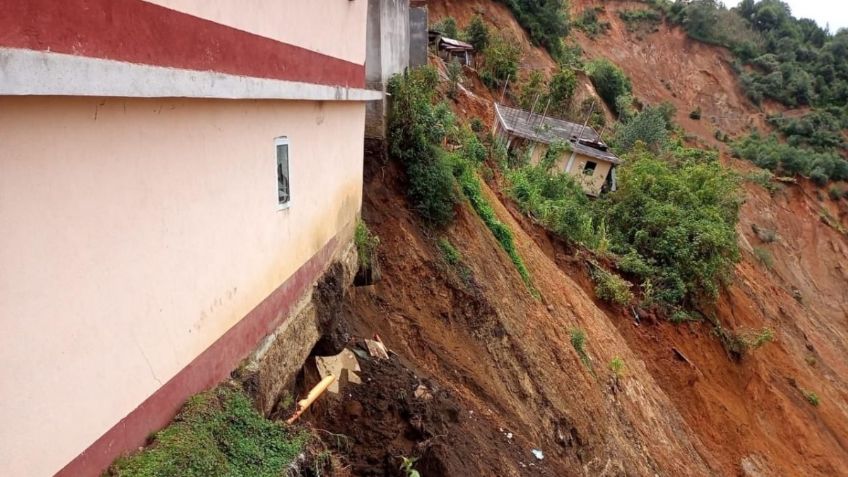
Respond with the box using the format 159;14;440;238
0;97;364;476
365;0;411;138
409;6;429;68
566;153;613;196
146;0;368;65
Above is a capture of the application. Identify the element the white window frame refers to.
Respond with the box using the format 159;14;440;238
275;136;291;211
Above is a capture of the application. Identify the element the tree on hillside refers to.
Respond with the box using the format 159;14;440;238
464;15;490;51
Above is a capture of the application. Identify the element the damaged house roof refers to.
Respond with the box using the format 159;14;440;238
428;31;474;51
495;103;622;165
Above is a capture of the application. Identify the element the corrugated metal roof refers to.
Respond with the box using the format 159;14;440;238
495;103;622;165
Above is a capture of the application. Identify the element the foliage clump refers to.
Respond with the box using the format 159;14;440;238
587;59;633;116
575;6;611;38
517;67;577;118
732;133;848;185
432;16;458;38
388;67;459;227
480;33;522;89
464;14;491;51
108;386;307;477
570;328;592;369
592;267;634;306
355;220;380;270
619;8;663;33
496;0;570;57
602;148;742;305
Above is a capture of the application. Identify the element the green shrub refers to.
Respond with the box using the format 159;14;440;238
587;59;633;115
437;238;462;266
575;7;611;38
570;328;591;369
450;153;538;297
496;0;570;57
388;67;460;227
742;327;775;348
609;356;625;376
613;105;670;151
480;33;522;88
592;267;634;306
506;160;596;245
619;8;662;32
745;169;780;195
464;14;490;51
547;67;578;116
802;389;821;406
108;387;307;477
446;57;464;99
355;220;380;270
432;16;458;38
732;133;848;184
601;147;743;306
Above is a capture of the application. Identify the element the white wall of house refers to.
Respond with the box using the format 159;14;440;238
0;97;364;476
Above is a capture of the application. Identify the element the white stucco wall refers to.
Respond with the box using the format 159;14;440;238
0;97;364;476
146;0;368;64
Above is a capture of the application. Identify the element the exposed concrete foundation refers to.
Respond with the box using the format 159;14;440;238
240;242;358;416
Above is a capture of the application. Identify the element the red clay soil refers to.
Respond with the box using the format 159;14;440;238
304;2;848;475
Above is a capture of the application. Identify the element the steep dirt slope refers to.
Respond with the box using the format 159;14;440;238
309;2;848;475
568;0;776;141
323;153;717;476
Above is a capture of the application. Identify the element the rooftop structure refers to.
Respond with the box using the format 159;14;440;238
493;103;622;196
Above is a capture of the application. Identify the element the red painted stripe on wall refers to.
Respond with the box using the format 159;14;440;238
54;233;342;477
0;0;364;88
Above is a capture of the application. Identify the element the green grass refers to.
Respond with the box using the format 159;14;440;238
450;154;539;298
802;389;821;407
437;238;462;266
355;220;380;270
108;386;307;477
570;328;592;370
609;357;625;377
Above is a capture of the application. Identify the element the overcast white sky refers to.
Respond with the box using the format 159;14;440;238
728;0;848;32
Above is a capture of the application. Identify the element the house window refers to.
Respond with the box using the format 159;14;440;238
276;137;290;208
583;161;597;176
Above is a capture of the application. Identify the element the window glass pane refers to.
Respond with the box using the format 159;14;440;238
277;143;290;205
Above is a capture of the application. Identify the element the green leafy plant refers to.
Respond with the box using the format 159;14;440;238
450;153;538;297
108;386;307;477
575;6;611;38
446;57;464;99
432;16;458;38
609;356;626;377
399;456;421;477
592;267;634;306
802;389;820;407
587;59;633;116
496;0;570;57
570;328;592;369
480;33;522;88
619;8;662;33
743;327;775;348
355;220;380;271
464;14;490;51
387;67;460;227
437;237;462;266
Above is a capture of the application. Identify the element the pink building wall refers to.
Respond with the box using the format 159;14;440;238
0;0;377;475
